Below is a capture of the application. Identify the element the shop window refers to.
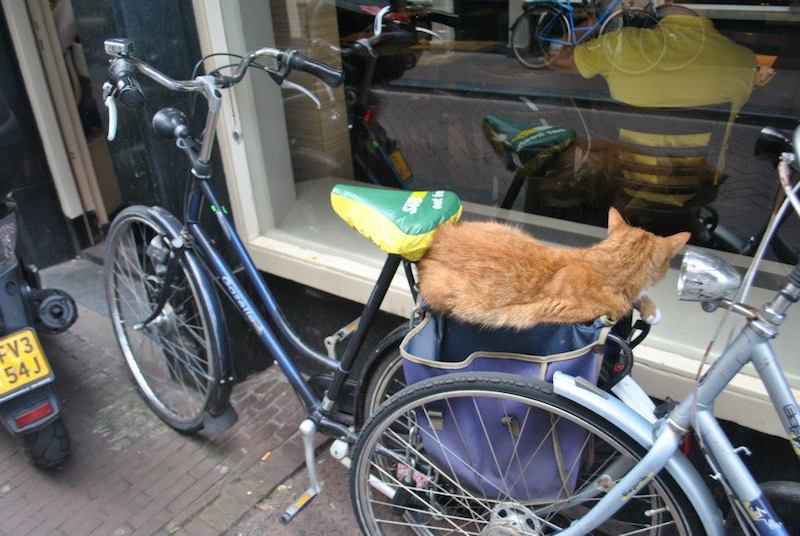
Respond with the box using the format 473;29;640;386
201;0;800;407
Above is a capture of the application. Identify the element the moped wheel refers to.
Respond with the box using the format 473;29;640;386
351;372;704;535
105;206;223;433
511;6;571;69
23;416;70;469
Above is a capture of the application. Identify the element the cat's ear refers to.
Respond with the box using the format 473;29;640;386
666;232;691;254
607;207;627;234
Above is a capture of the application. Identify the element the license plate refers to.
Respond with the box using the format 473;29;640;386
389;150;413;182
0;329;51;396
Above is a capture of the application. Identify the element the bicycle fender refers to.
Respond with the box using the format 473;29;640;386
145;205;235;420
145;205;185;241
355;322;410;424
553;372;725;536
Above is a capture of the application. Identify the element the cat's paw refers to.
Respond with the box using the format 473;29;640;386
642;308;662;325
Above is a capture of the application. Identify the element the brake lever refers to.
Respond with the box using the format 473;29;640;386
281;79;320;110
102;82;118;141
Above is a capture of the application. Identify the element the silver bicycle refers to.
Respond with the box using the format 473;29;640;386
348;125;800;535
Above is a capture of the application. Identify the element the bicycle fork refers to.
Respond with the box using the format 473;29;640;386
557;419;686;535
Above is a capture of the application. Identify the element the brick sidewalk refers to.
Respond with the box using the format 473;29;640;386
230;449;359;536
0;303;357;536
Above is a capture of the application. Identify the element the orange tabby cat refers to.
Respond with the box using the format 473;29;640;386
418;208;689;328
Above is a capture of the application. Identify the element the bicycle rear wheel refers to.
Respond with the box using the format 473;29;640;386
351;372;704;535
105;206;226;432
511;6;571;69
362;346;406;420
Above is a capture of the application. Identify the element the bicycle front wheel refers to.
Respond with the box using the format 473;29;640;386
351;372;704;535
511;6;571;69
105;206;226;432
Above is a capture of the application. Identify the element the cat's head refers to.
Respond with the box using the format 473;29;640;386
607;207;690;284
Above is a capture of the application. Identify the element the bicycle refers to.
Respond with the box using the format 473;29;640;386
341;4;457;189
100;36;457;520
99;34;800;534
510;0;704;73
342;5;425;189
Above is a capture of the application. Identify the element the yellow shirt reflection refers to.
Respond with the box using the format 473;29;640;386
574;15;756;109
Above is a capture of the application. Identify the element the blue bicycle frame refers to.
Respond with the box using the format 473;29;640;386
526;0;625;46
178;176;402;431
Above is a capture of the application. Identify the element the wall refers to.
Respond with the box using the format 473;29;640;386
0;8;78;268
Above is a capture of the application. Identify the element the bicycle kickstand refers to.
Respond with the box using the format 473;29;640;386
280;419;321;524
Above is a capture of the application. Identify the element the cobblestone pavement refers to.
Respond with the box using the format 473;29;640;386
0;301;357;535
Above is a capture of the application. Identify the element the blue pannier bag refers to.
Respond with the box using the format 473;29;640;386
400;312;613;502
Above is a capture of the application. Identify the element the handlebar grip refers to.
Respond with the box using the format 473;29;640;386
109;59;145;108
285;52;344;87
116;75;145;108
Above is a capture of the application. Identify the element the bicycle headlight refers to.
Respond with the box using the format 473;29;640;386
677;248;741;302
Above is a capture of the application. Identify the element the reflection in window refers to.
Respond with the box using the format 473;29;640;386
273;1;799;262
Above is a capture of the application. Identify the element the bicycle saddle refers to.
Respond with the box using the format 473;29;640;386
483;115;575;171
331;184;462;261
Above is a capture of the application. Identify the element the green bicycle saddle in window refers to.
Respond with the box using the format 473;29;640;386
483;115;575;171
331;184;462;261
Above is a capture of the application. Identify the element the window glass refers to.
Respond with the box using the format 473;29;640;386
254;1;800;380
271;0;798;261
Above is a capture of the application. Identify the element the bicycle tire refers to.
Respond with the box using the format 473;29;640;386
362;345;406;420
105;206;226;433
599;8;666;75
511;6;571;69
351;372;704;535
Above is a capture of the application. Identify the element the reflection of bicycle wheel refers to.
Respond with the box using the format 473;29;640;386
598;8;666;75
511;6;571;69
654;4;706;71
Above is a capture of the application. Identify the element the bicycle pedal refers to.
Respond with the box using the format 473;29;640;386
279;487;319;524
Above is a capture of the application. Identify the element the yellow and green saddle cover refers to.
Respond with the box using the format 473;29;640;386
330;184;462;261
483;114;575;173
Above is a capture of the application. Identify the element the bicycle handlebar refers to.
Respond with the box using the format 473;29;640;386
104;40;343;95
109;58;145;108
102;38;344;143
